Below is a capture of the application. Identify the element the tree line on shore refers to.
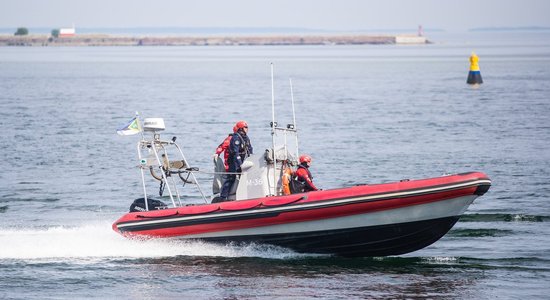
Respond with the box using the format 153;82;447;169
13;27;60;37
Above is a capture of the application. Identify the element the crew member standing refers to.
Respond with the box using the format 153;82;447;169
294;154;318;193
219;121;253;201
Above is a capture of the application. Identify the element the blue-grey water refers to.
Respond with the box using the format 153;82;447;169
1;31;549;299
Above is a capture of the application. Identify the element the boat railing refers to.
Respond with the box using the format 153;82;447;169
136;132;208;211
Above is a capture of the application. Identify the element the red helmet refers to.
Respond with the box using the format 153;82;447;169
235;121;248;130
299;154;312;164
232;125;238;133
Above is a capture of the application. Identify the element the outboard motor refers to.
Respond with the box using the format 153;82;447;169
129;197;168;212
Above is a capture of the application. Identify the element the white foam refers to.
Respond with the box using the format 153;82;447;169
422;256;459;263
0;221;313;261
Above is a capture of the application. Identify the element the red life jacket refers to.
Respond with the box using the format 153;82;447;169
294;164;318;192
215;134;232;171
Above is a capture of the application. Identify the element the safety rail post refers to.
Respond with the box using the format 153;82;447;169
173;142;208;203
150;139;177;207
137;140;149;211
159;148;183;206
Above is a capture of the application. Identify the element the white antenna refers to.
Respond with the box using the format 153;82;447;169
270;63;277;196
289;78;299;159
135;111;145;140
271;63;276;133
134;111;148;210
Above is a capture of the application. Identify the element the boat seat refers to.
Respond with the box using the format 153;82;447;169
212;156;226;195
211;156;241;201
162;154;186;170
149;155;188;181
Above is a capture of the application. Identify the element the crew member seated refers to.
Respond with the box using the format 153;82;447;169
292;154;318;193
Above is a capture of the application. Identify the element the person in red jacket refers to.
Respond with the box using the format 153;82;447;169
214;125;237;171
294;154;318;192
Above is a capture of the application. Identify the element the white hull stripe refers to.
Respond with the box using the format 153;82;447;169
117;179;491;230
183;195;477;238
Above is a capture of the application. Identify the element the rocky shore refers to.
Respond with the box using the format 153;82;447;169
0;34;427;46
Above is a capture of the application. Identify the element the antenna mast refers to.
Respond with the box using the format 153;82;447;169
270;63;277;196
289;78;299;159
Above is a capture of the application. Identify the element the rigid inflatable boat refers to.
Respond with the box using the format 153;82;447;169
112;116;491;257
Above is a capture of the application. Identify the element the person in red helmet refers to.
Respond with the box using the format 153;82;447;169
293;154;318;193
219;120;253;201
214;125;238;171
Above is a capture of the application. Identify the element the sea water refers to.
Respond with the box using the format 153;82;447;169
1;31;549;299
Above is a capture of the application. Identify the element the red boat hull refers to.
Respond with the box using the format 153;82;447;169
113;172;491;257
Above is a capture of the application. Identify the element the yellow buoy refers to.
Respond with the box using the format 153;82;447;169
467;52;483;84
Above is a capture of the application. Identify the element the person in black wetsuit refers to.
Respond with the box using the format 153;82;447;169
218;120;253;201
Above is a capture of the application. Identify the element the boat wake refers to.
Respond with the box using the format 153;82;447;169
460;213;550;222
0;221;314;262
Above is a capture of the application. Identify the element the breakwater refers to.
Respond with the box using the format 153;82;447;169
0;34;427;46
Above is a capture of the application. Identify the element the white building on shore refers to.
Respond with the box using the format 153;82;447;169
59;25;75;37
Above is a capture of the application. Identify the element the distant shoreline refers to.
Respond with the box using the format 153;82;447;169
469;26;550;32
0;34;428;46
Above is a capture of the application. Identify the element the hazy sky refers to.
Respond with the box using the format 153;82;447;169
2;0;549;32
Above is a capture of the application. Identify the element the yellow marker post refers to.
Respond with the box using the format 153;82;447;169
467;52;483;84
